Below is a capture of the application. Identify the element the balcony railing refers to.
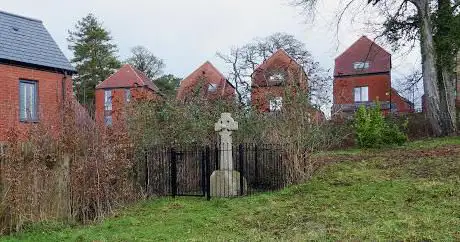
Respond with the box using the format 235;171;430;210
332;101;392;113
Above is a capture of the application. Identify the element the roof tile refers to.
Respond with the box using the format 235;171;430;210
96;64;160;93
0;10;75;73
335;36;391;77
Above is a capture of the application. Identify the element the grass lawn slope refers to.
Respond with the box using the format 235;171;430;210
3;137;460;241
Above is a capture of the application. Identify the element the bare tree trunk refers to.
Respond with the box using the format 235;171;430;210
436;0;458;135
439;66;457;134
413;0;449;136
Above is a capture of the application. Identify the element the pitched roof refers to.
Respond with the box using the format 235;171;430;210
0;11;75;73
391;88;414;106
96;64;160;92
253;49;298;74
182;61;229;84
180;61;235;89
176;61;235;100
334;36;391;77
251;49;306;87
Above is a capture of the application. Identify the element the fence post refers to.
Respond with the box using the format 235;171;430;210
205;146;211;201
239;144;244;196
201;148;206;197
254;144;259;185
170;147;177;198
144;150;149;197
214;143;219;170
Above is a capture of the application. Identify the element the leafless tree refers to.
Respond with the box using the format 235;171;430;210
216;47;251;105
127;46;165;80
217;33;332;109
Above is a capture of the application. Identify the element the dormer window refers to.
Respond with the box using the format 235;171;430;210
353;61;370;70
208;83;218;93
267;70;287;84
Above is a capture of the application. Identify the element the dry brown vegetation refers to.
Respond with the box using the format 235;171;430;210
0;101;138;234
127;86;351;186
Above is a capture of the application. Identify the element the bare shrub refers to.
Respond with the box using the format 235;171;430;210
0;101;139;234
127;83;351;187
0;125;68;234
386;113;434;140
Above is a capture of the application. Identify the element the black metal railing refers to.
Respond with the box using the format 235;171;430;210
332;101;392;112
137;143;287;200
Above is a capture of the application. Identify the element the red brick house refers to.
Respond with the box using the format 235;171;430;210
332;36;414;117
250;49;324;122
0;11;77;141
251;49;308;112
95;64;161;126
176;61;235;102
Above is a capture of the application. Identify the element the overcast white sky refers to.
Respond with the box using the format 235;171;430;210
2;0;422;104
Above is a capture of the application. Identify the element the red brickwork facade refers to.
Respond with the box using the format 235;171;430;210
333;36;414;116
95;64;161;126
250;49;325;122
176;61;235;102
251;49;308;112
0;63;73;140
95;86;159;126
334;74;391;105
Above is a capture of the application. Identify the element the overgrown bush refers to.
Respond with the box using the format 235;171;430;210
0;101;139;234
387;113;433;140
127;85;352;185
354;104;407;148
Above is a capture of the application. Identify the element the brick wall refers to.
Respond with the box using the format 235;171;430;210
390;89;414;114
333;74;391;105
251;85;324;123
251;60;307;90
176;62;235;102
95;86;159;126
333;73;414;115
251;52;308;113
0;64;72;141
252;86;288;112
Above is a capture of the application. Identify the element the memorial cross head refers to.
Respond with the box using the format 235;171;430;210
214;113;238;132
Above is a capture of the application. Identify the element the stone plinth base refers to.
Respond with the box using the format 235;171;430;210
210;170;247;197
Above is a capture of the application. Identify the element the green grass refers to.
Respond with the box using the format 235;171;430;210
2;137;460;241
315;135;460;157
404;136;460;149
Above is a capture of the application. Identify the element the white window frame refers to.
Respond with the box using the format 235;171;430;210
104;90;112;111
269;73;285;82
125;88;131;103
19;80;38;122
354;86;369;102
269;97;283;112
267;69;287;84
208;83;218;93
353;61;370;70
104;115;113;126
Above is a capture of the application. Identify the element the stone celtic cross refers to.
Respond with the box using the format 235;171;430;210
214;113;238;170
